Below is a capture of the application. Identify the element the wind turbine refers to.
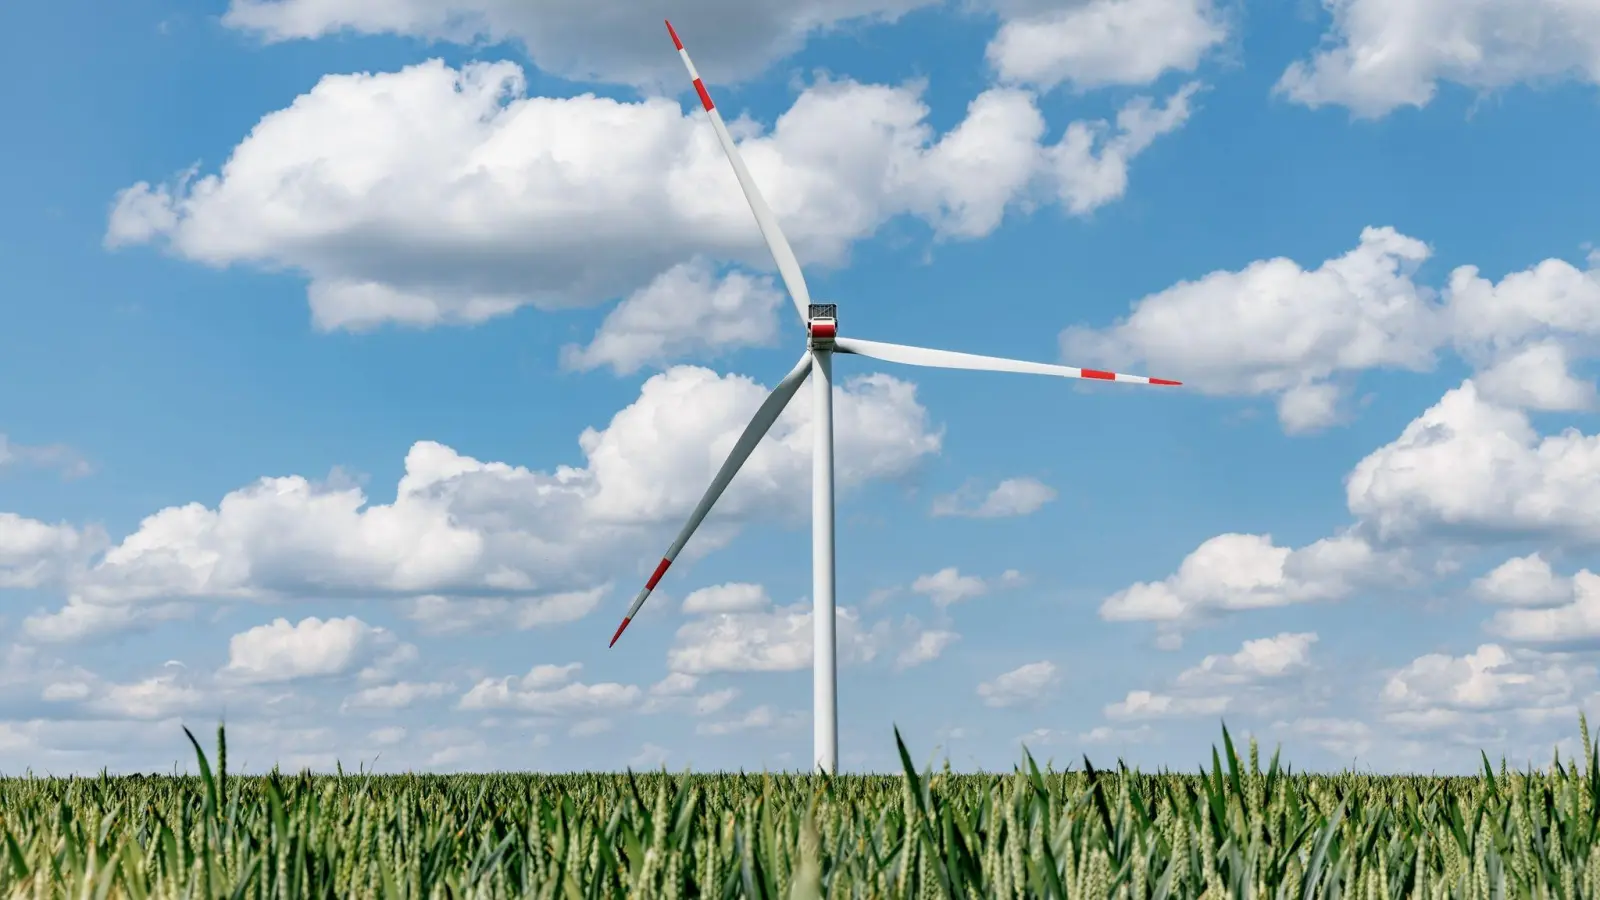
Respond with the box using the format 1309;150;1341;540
608;20;1183;775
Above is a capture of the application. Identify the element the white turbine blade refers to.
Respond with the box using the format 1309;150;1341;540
666;20;812;327
610;352;814;647
834;336;1182;386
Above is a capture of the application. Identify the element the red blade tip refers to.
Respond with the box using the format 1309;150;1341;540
1150;377;1183;386
609;617;632;648
665;20;683;50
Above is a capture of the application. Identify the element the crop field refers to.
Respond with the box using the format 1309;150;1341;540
0;724;1596;899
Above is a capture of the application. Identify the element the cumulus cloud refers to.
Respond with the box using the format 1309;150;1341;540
894;629;959;670
1486;566;1600;649
222;616;408;683
1346;381;1600;546
25;365;939;640
696;705;805;736
221;0;1226;93
221;0;937;86
1062;227;1442;433
667;600;888;674
560;260;784;375
1472;554;1574;608
650;672;700;696
404;589;607;634
681;582;771;615
90;675;209;721
459;662;641;715
1471;341;1597;412
1379;644;1592;735
988;0;1227;91
107;60;1195;332
0;513;100;590
1173;632;1318;688
1099;533;1392;628
341;681;451;712
1105;689;1228;720
1062;229;1600;433
976;660;1058;707
0;434;93;480
910;566;1023;607
1102;632;1317;723
1276;0;1600;118
930;476;1056;518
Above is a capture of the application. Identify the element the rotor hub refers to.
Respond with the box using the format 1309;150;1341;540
807;304;837;350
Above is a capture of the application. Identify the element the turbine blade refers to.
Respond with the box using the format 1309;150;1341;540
666;20;813;327
834;336;1182;386
610;352;814;646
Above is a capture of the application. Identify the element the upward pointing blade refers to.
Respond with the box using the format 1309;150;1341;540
666;20;813;327
610;352;814;646
834;336;1182;386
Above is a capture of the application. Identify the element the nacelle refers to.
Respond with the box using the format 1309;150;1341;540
808;304;837;350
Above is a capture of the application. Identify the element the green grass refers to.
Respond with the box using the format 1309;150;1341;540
1;721;1598;898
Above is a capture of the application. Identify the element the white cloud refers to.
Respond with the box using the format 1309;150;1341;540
341;681;451;711
1173;632;1318;688
560;260;783;375
1278;717;1376;759
909;566;1022;607
696;705;804;736
88;674;208;721
1472;553;1574;608
107;61;1194;332
930;476;1057;518
1099;532;1389;625
404;589;606;634
667;601;888;673
1276;0;1600;118
1446;256;1600;352
693;688;740;716
1100;632;1316;727
987;0;1227;91
910;568;988;607
1488;569;1600;648
1445;257;1600;410
26;365;938;639
459;662;641;715
1062;227;1441;433
222;0;1224;93
369;726;408;745
0;513;98;590
1063;229;1600;433
1346;380;1600;545
630;743;671;768
521;663;584;689
1105;689;1228;720
222;0;937;86
1380;644;1590;725
1472;341;1597;412
1044;82;1199;217
568;718;613;738
0;435;92;480
42;681;91;702
976;660;1058;707
894;630;959;669
222;616;398;683
650;672;699;696
681;582;771;615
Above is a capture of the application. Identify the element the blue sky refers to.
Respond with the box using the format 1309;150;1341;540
4;0;1600;775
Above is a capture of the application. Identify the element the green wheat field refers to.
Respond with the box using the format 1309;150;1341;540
0;722;1596;899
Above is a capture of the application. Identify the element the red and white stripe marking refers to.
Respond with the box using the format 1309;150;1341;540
665;21;716;113
609;556;675;647
1079;369;1182;386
